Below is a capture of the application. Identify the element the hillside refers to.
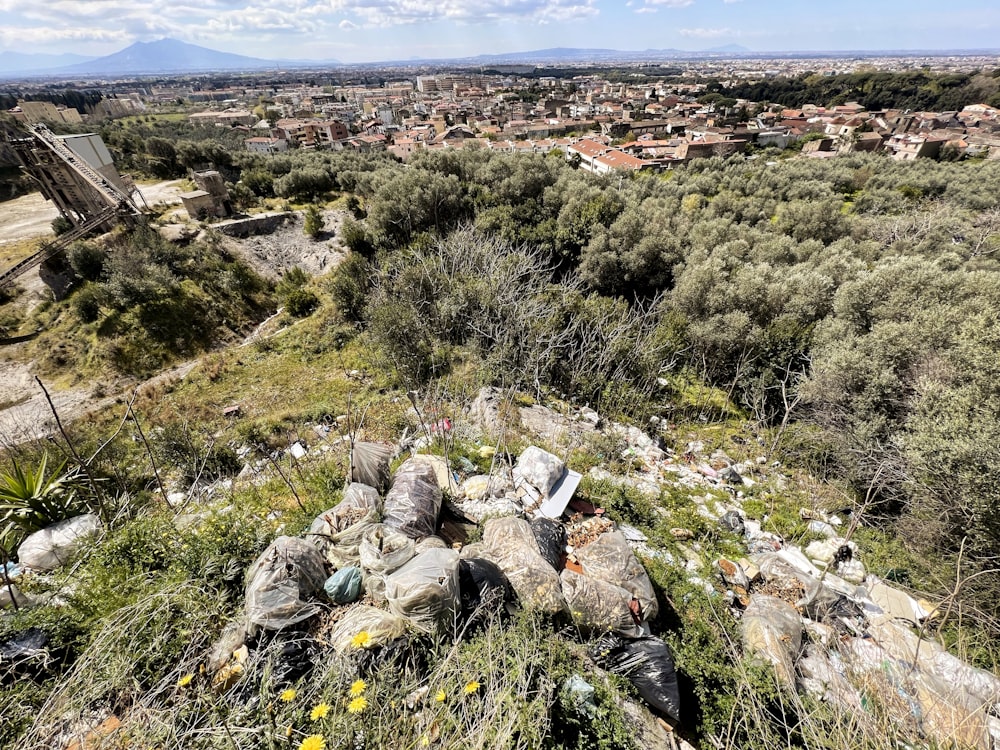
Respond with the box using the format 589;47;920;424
2;140;1000;749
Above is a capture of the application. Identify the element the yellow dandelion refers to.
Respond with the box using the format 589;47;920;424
347;695;368;714
419;735;430;747
351;631;372;649
177;673;194;688
463;681;480;695
434;689;446;703
349;679;366;697
280;688;297;703
309;703;331;721
298;735;326;750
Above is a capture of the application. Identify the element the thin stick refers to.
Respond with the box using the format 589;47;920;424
35;376;105;516
126;396;168;508
87;388;138;465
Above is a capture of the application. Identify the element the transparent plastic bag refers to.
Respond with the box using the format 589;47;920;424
352;442;394;493
742;594;802;687
305;483;380;567
482;517;567;616
384;548;460;634
560;569;642;637
328;605;409;654
577;530;658;619
384;459;443;540
359;524;416;601
245;536;328;632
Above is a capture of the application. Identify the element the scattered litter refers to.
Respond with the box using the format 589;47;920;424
383;459;443;541
351;441;394;493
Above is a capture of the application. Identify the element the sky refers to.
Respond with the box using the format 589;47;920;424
1;0;999;64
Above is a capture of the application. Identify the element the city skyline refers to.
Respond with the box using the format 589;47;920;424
1;0;999;65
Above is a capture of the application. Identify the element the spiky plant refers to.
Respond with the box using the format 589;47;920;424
0;453;84;553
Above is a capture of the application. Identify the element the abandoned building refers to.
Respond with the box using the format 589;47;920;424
0;123;141;290
180;169;232;220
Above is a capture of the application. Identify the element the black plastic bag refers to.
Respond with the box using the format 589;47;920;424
0;628;51;679
719;510;745;536
593;634;681;722
530;517;567;571
458;558;512;624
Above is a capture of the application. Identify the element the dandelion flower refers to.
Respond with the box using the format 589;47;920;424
298;735;326;750
310;703;331;721
280;688;297;702
434;689;446;703
463;681;480;695
177;673;194;688
347;696;368;714
351;631;372;649
349;679;366;697
419;735;430;747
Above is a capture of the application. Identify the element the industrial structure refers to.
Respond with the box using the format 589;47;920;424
0;124;142;289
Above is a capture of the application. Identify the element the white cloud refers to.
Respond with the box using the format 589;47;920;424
326;0;599;26
643;0;693;6
339;19;359;29
678;26;737;37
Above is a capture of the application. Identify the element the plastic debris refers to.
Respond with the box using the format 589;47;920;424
482;517;567;616
244;536;328;632
328;605;409;654
593;634;681;722
561;569;643;637
358;524;416;601
17;514;102;572
351;441;394;493
305;482;380;567
385;548;460;634
383;459;443;541
530;517;567;571
458;557;512;625
742;594;802;687
562;674;597;718
577;530;658;619
324;566;362;604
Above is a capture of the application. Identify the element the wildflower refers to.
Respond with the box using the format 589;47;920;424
351;631;372;649
177;673;194;688
463;681;480;695
310;703;331;721
434;689;446;703
347;696;368;714
349;679;366;697
419;735;430;747
298;735;326;750
280;688;297;702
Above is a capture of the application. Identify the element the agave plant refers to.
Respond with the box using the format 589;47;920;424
0;453;84;553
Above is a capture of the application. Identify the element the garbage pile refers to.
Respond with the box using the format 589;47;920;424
225;439;681;728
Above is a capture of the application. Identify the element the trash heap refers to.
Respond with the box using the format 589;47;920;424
232;440;682;730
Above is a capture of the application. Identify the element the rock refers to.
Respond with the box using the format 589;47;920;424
718;465;743;484
670;528;694;541
465;387;507;434
715;558;750;590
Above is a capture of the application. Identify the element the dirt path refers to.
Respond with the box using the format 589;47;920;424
0;193;60;246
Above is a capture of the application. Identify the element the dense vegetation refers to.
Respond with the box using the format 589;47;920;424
717;68;1000;110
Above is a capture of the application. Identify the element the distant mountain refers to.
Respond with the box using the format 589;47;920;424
707;44;751;53
0;51;95;74
54;39;289;75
